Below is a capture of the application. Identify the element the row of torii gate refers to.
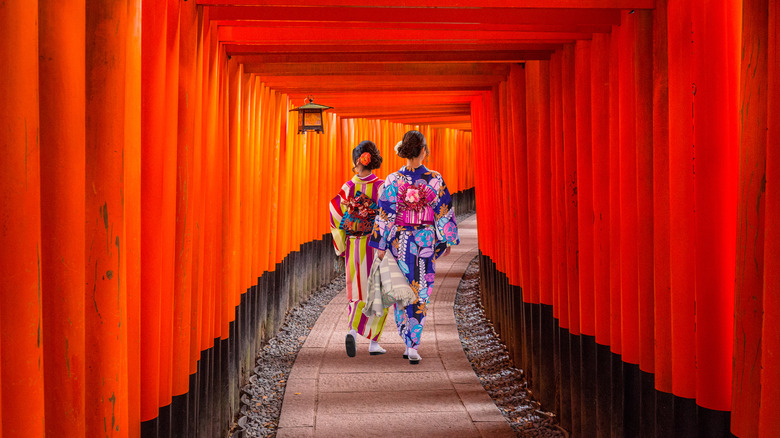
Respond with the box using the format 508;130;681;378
0;1;778;437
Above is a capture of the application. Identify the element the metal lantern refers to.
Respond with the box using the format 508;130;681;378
289;96;333;134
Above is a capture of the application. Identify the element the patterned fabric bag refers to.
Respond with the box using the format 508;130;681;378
363;253;417;317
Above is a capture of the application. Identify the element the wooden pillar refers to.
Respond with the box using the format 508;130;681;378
0;1;45;436
692;0;738;414
667;0;697;403
85;1;129;435
575;38;597;438
652;0;673;397
591;33;611;350
173;0;198;401
38;0;86;435
760;4;780;435
158;0;181;419
124;1;143;436
634;9;655;376
591;31;612;438
575;40;595;338
618;11;639;368
731;0;768;435
608;23;623;361
141;0;167;423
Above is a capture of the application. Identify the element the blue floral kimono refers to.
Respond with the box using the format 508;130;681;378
369;165;460;348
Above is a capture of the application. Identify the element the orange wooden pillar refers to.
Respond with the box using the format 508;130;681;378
574;38;598;438
590;32;612;436
38;0;86;435
189;8;208;378
608;23;623;364
124;1;143;436
84;1;130;436
158;0;181;422
651;0;673;404
526;71;541;307
0;1;45;436
761;3;780;435
731;0;767;436
550;49;572;431
561;42;583;436
607;23;625;437
575;41;595;342
618;11;639;370
667;0;697;413
508;64;530;374
590;32;612;350
634;9;654;381
174;3;199;396
692;0;738;421
140;0;167;425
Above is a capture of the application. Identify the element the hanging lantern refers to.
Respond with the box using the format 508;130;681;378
289;96;333;134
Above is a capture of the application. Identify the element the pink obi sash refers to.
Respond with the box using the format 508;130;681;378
396;182;436;226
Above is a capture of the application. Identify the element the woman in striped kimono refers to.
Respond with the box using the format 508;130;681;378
369;130;460;365
329;140;389;357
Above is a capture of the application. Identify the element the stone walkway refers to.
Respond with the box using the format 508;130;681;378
276;216;515;437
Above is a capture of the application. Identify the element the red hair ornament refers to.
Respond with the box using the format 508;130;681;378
359;152;371;166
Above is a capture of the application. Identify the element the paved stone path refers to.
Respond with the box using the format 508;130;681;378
277;216;515;437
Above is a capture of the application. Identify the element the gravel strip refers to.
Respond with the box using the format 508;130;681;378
454;256;567;437
232;275;345;438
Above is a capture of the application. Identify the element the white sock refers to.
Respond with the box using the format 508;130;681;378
348;329;357;338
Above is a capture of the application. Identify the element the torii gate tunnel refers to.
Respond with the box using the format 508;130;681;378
1;0;778;437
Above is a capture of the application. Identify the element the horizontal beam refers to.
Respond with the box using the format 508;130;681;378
215;20;613;35
286;91;478;107
258;83;494;93
208;5;621;26
199;0;653;8
334;107;472;117
235;61;511;76
218;26;592;43
226;50;549;63
223;42;562;54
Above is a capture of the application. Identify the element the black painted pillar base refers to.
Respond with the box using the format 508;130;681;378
697;405;734;438
674;396;697;437
656;389;675;437
558;326;572;432
595;343;611;438
539;304;555;409
580;335;597;437
640;370;656;437
624;362;641;437
611;352;625;437
569;331;582;437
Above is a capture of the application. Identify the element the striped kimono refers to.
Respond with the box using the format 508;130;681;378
329;173;389;341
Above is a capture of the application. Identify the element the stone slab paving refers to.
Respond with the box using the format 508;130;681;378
277;216;515;437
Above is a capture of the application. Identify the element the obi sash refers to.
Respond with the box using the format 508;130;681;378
395;182;436;226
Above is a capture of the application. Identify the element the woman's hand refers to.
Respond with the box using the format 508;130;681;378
441;247;451;258
376;250;386;260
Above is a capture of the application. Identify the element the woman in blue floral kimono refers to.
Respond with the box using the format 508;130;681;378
329;141;389;358
369;130;460;364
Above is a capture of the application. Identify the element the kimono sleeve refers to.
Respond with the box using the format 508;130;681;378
369;174;397;251
432;173;460;258
329;184;349;256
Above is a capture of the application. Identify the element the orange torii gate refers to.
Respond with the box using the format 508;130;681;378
1;1;779;437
